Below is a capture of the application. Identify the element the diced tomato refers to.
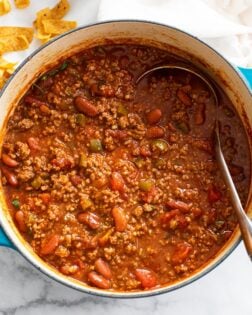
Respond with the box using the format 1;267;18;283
176;215;189;229
140;145;151;157
51;157;74;170
207;208;217;225
39;193;51;205
161;209;180;225
70;175;82;186
161;209;188;230
171;242;192;265
112;147;129;159
108;129;128;140
208;185;222;203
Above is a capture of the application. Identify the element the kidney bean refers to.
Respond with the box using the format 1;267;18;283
110;172;125;192
112;206;127;232
2;154;18;167
40;104;51;115
1;167;18;186
88;271;111;289
27;137;40;150
74;96;98;117
194;103;205;125
135;268;157;289
40;234;60;255
146;126;164;139
78;212;100;229
95;258;112;279
15;210;26;232
171;242;192;265
208;185;222;203
146;109;162;124
24;95;48;107
177;89;192;106
166;199;192;213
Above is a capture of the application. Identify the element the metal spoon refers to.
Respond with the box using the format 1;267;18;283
137;63;252;259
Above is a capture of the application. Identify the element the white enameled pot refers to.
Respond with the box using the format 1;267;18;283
0;21;252;298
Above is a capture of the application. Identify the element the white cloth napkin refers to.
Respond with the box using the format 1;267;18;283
97;0;252;67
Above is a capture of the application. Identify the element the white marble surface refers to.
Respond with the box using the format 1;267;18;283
0;244;252;314
1;0;252;314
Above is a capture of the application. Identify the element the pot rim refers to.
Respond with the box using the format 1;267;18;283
0;19;251;298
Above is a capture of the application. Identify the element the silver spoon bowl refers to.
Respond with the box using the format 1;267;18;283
137;63;252;259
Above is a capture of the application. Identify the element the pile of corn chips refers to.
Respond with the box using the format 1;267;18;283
0;0;77;89
14;0;30;9
0;0;30;15
0;27;33;53
0;57;17;89
34;0;77;44
0;26;33;88
0;0;11;16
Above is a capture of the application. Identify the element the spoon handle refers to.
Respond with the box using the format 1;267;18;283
214;129;252;259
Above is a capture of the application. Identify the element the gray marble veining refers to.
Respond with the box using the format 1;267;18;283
1;244;252;315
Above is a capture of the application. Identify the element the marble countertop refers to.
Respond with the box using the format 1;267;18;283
1;1;252;314
0;244;252;315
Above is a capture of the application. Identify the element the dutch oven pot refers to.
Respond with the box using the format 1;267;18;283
0;21;252;298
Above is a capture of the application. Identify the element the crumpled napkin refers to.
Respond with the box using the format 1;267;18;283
97;0;252;67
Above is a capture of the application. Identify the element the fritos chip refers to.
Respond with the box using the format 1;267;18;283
50;0;70;19
14;0;30;9
0;0;11;16
0;56;16;89
0;27;33;53
34;0;76;44
42;19;77;35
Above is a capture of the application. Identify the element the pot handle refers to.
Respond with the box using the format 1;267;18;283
238;67;252;90
0;226;15;249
